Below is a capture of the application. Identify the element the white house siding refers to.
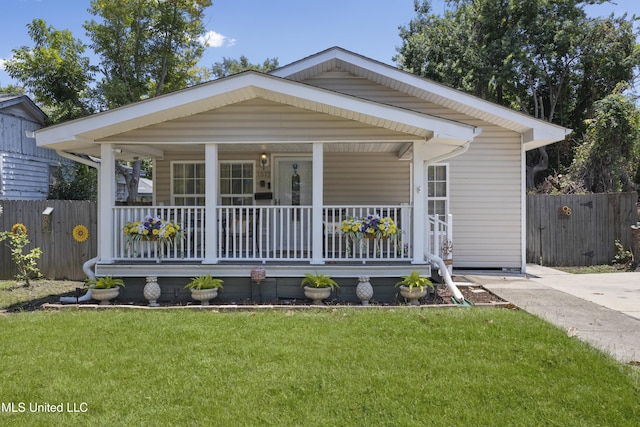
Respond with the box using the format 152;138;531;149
302;69;525;269
323;152;409;205
0;107;65;200
154;150;410;206
101;98;416;144
448;127;523;269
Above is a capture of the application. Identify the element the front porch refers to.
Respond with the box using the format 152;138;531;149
98;204;452;279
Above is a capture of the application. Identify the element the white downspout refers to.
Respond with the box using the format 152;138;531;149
423;142;472;305
426;253;465;304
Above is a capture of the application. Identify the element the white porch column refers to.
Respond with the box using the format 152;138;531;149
311;142;324;264
412;141;427;264
203;143;219;264
99;143;116;262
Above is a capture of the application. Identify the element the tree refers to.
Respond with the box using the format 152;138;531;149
395;0;640;189
85;0;211;203
210;56;279;78
0;84;25;95
48;162;97;201
85;0;211;108
4;19;95;122
570;85;640;193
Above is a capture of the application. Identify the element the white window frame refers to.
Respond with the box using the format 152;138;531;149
219;160;256;206
427;163;449;216
171;161;206;206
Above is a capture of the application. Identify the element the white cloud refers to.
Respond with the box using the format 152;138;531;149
198;30;236;48
0;58;6;71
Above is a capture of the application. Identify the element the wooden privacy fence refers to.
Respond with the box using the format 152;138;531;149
526;192;638;266
0;200;97;280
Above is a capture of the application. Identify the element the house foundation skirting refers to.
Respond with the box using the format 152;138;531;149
95;261;431;279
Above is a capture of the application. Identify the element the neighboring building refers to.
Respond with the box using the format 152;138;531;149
0;94;69;200
35;47;570;303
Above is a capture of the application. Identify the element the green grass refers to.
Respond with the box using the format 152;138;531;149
554;265;625;274
0;279;82;310
0;309;638;426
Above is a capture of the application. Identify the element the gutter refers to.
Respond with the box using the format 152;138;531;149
425;141;471;165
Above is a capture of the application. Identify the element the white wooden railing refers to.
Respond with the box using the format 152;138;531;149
427;214;453;265
322;205;412;262
217;206;312;261
113;206;205;260
111;205;447;264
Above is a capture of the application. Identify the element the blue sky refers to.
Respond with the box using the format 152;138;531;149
1;0;639;87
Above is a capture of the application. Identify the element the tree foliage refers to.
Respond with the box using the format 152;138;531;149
210;56;279;78
570;85;640;193
4;19;95;122
395;0;640;190
48;162;98;201
85;0;212;109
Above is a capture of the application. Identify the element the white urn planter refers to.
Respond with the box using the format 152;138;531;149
144;276;161;307
92;287;120;305
399;285;427;306
304;286;332;305
190;288;219;306
355;276;373;305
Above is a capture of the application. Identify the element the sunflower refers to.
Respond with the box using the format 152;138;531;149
72;224;90;242
11;223;27;235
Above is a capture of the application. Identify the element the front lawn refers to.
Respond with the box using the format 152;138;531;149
0;279;82;310
0;309;638;426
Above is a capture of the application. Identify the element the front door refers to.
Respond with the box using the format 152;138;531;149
273;155;312;257
274;156;312;206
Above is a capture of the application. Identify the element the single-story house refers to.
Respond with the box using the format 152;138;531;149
0;94;71;200
35;47;569;303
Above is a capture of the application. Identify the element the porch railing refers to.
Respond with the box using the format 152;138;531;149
427;214;453;262
322;205;412;262
113;206;205;261
217;206;312;261
112;205;440;264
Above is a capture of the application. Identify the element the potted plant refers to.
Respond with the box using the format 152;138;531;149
395;271;434;306
87;276;125;305
185;274;224;306
300;272;339;305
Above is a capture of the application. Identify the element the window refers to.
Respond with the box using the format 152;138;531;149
220;161;254;205
172;162;205;206
427;164;448;216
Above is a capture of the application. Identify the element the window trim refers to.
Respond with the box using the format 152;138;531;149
170;160;206;206
427;163;449;216
219;160;256;206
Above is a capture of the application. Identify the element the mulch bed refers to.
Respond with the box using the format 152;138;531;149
3;277;508;312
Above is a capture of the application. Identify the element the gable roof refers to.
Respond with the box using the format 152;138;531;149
35;70;479;158
35;46;569;160
271;47;570;150
0;94;47;124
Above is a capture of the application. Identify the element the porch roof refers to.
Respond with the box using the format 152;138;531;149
35;71;479;162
